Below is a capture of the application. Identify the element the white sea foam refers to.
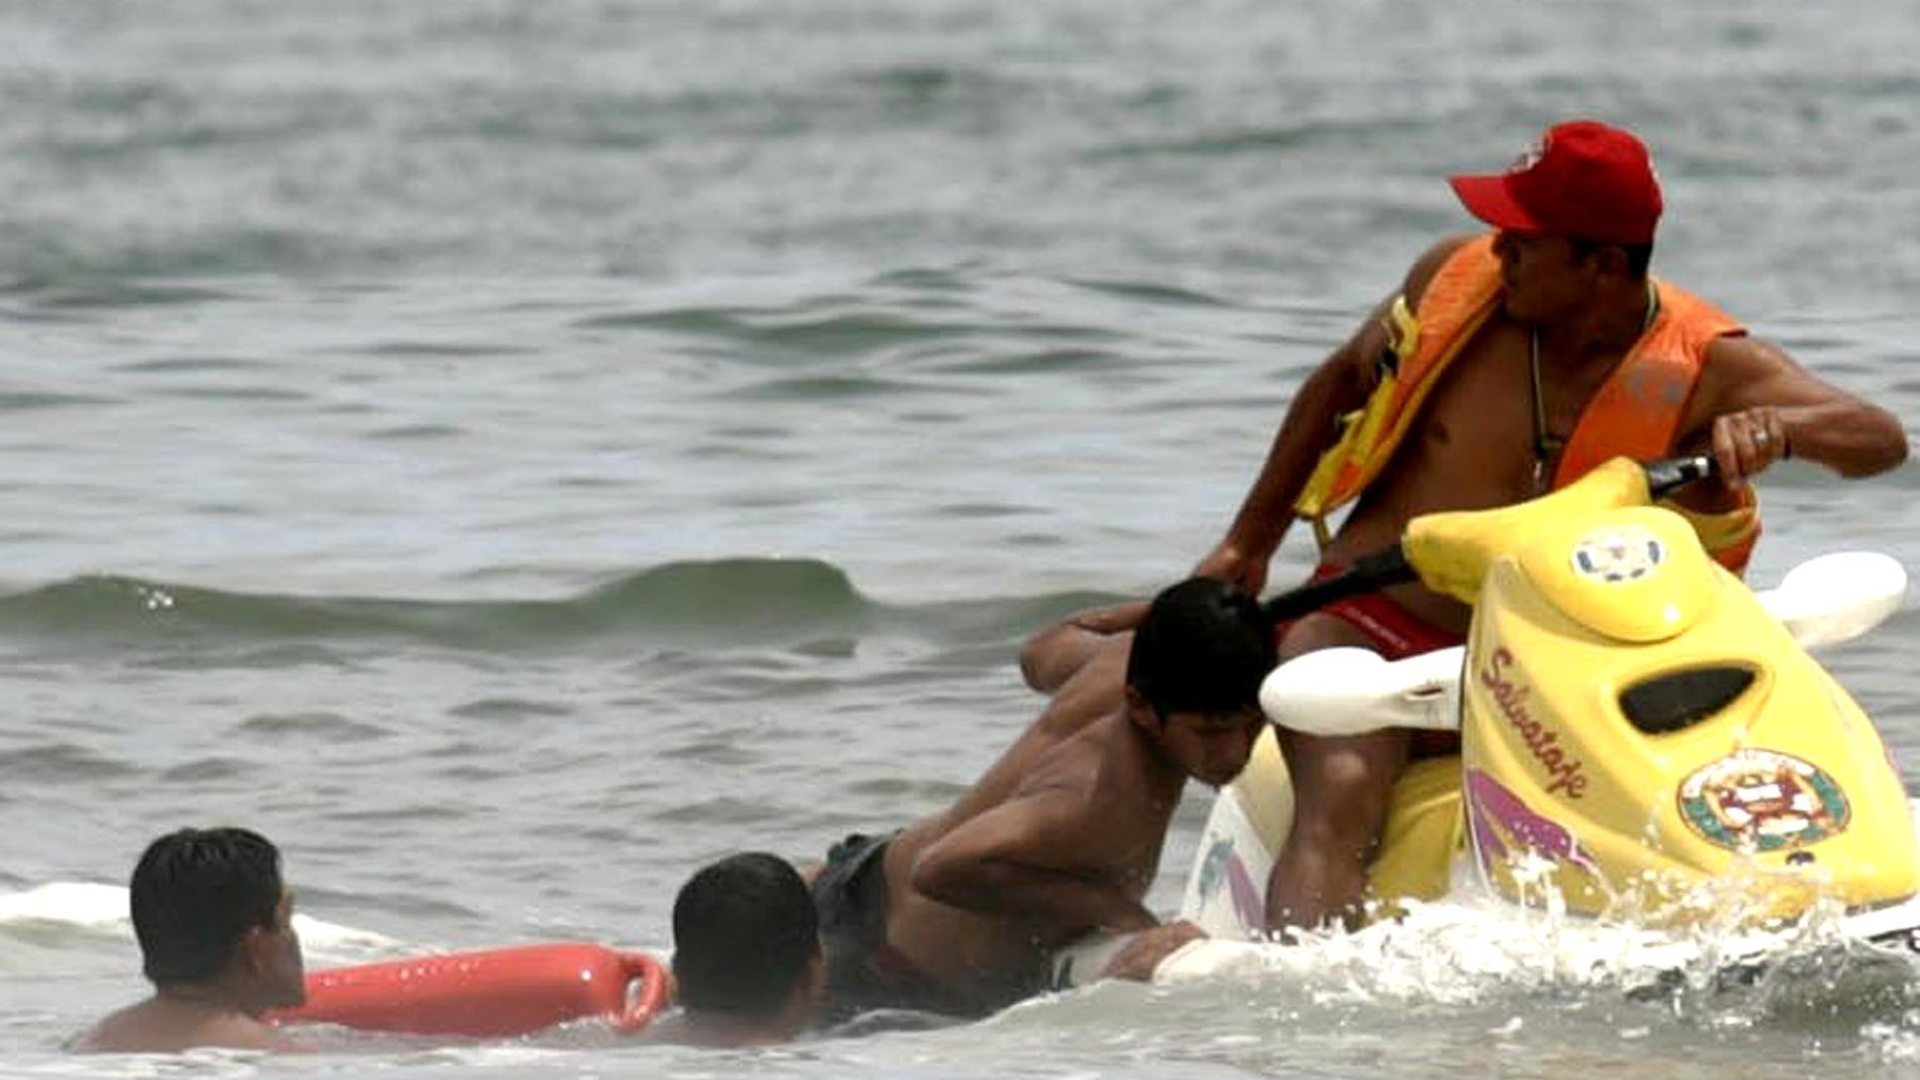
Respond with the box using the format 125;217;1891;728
1152;877;1904;1007
0;882;405;961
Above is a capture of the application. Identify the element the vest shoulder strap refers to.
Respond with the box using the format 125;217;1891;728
1552;280;1744;485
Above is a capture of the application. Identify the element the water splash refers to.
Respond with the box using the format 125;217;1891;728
1155;875;1919;1015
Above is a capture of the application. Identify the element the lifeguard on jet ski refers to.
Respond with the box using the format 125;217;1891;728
1067;455;1920;983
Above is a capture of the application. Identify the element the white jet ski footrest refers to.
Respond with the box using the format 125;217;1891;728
1261;646;1465;736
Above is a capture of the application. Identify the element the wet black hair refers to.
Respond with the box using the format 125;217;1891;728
1125;577;1277;718
130;827;284;986
671;852;820;1018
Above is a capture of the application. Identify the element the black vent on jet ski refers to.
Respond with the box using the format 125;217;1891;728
1618;666;1756;734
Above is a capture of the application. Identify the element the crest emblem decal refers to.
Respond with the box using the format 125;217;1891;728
1678;749;1850;852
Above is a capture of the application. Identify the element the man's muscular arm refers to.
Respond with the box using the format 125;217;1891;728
1196;238;1473;595
908;787;1159;935
1684;336;1908;487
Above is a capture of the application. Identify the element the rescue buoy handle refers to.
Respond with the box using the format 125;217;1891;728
609;951;672;1032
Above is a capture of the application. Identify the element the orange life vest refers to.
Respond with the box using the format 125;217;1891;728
1293;234;1759;574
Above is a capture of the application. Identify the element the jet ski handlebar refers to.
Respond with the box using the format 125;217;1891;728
1259;454;1718;626
1642;454;1715;499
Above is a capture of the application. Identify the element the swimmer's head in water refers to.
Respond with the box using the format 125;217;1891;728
130;826;305;1005
672;852;820;1018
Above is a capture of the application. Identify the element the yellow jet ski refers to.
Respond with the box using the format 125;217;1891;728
1062;456;1918;986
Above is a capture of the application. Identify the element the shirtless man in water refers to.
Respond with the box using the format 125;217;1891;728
1196;119;1909;934
74;828;307;1054
807;576;1275;1020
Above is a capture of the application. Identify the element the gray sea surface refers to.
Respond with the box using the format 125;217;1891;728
5;1;1920;1077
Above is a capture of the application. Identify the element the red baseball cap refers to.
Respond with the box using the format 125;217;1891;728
1448;120;1662;245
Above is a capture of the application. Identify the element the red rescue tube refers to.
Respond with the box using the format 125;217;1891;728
270;942;670;1037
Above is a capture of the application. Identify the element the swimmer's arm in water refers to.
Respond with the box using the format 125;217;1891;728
908;785;1159;935
1018;600;1150;694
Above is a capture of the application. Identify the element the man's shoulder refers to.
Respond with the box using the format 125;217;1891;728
1675;333;1787;434
1010;708;1130;795
1696;333;1783;386
1403;234;1488;308
1032;701;1127;760
69;1001;151;1054
72;1003;290;1055
1034;649;1126;727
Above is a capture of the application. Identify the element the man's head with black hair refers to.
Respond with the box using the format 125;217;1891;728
131;827;303;1001
76;828;306;1054
1124;577;1276;786
672;852;823;1037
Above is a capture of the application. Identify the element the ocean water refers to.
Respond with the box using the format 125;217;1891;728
4;1;1920;1076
